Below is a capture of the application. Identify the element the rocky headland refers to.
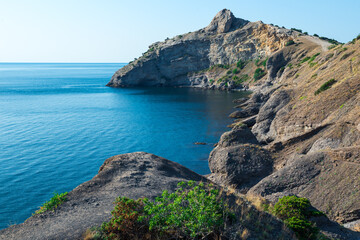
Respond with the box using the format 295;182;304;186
1;9;360;240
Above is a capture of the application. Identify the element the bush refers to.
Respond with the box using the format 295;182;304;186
101;181;233;239
232;68;239;74
227;70;232;75
314;79;336;95
254;68;266;81
236;60;245;69
291;28;302;33
34;192;68;214
285;40;295;46
314;34;319;37
273;196;323;240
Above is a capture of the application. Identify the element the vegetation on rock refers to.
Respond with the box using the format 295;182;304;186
272;196;324;240
34;192;68;215
254;68;266;81
314;79;336;95
99;181;233;240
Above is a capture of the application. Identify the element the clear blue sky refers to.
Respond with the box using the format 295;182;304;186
0;0;359;63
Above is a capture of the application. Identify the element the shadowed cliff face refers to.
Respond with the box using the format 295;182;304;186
107;9;294;88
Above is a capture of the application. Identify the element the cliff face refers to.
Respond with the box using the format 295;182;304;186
107;9;294;89
108;8;360;232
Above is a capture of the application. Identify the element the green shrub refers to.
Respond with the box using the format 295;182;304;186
227;70;232;75
209;79;214;84
261;58;268;67
314;79;336;95
34;192;68;214
287;63;293;69
232;68;239;74
308;53;320;64
101;181;233;240
328;45;336;50
304;32;308;35
254;68;266;81
291;28;302;33
301;56;311;63
285;40;295;46
273;196;323;240
101;197;148;240
314;34;319;37
236;60;245;69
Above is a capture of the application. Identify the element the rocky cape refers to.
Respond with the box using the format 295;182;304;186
1;9;360;240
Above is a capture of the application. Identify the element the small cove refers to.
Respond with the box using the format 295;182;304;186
0;63;248;229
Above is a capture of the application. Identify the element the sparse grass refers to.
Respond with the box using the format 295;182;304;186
254;68;266;81
285;40;295;46
287;63;293;69
301;56;311;63
314;79;336;95
340;50;355;61
311;73;318;78
34;192;68;215
328;45;336;50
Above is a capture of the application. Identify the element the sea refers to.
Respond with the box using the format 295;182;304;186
0;63;247;229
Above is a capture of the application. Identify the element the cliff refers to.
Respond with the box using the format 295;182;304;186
1;9;360;240
107;9;295;89
108;8;360;235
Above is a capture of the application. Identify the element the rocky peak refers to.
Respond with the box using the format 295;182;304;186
205;9;236;33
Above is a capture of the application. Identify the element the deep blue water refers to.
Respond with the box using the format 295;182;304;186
0;63;245;229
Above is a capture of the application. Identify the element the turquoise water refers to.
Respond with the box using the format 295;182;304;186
0;63;244;229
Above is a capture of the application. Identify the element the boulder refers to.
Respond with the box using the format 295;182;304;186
208;144;273;191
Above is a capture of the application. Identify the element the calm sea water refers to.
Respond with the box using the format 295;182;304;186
0;63;246;229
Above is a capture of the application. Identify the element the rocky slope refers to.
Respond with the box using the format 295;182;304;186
0;152;296;240
1;8;360;240
108;8;360;235
107;9;295;89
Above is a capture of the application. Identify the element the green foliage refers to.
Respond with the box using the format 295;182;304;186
304;32;308;35
227;70;232;75
236;60;245;69
141;181;232;238
273;196;324;240
301;56;311;63
308;53;320;64
149;47;154;52
319;36;341;45
34;192;68;214
101;197;147;240
311;73;318;78
254;68;266;81
100;182;233;240
285;40;295;46
314;34;319;37
209;79;214;84
261;58;268;67
328;44;336;50
234;74;249;85
287;63;293;69
314;79;336;95
232;68;239;74
291;28;302;33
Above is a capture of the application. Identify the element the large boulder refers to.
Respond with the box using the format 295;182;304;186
208;144;273;191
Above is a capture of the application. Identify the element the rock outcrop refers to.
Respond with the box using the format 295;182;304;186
0;152;206;240
107;9;294;89
0;152;296;240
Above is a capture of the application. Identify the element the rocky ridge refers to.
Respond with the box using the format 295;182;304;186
108;8;360;236
1;9;360;240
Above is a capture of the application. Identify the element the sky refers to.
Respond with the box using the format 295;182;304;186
0;0;359;63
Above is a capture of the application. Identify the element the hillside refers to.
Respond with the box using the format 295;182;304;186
108;8;360;235
1;8;360;240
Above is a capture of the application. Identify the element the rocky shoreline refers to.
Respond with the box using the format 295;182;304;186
1;8;360;240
